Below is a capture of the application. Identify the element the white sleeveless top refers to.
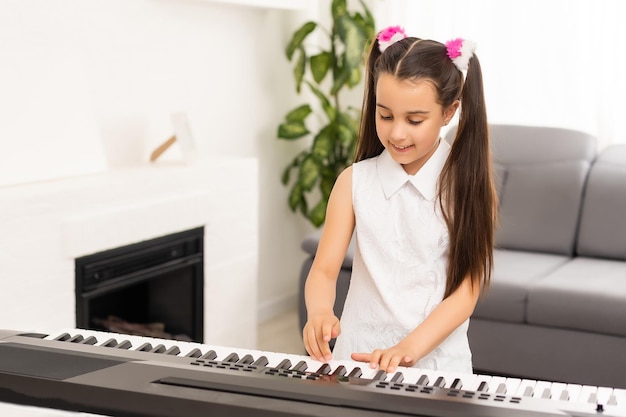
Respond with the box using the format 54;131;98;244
332;140;473;373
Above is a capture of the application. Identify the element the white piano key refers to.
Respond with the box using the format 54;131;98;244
515;379;537;397
548;382;568;402
534;380;553;399
463;373;491;392
596;386;614;406
485;376;508;395
564;383;582;403
578;385;598;403
502;377;522;396
611;388;625;406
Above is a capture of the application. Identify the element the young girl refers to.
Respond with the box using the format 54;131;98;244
302;26;496;375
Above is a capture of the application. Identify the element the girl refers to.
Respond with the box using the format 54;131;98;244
302;26;496;375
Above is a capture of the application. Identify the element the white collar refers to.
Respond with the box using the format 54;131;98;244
376;139;450;201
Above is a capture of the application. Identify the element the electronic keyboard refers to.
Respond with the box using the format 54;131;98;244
0;329;624;417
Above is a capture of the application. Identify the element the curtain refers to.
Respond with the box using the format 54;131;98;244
372;0;626;148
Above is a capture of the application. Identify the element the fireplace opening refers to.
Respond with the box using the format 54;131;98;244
75;227;204;342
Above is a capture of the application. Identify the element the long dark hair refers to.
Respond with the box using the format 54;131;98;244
355;36;496;298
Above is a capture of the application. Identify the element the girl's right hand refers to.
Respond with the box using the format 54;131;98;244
303;313;341;363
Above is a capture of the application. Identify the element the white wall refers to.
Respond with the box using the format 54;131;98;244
0;0;318;333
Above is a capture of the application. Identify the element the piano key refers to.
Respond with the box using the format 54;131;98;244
237;354;254;365
275;359;291;369
549;382;568;402
164;346;181;356
372;370;387;381
390;372;404;383
291;361;308;372
534;380;553;399
611;388;626;406
222;352;239;363
515;379;536;397
252;356;269;367
330;365;347;377
136;342;153;352
82;336;98;345
315;364;332;375
348;367;363;378
564;384;582;403
68;334;84;343
185;348;202;358
579;385;598;403
200;350;217;360
450;378;463;390
501;377;521;396
486;376;508;394
115;340;132;349
596;386;614;405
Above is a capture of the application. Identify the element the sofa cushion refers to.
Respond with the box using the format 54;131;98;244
527;257;626;337
576;144;626;260
496;161;591;255
473;249;571;323
301;230;355;269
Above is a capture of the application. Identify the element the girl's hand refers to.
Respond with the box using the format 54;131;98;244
351;342;418;374
303;313;341;363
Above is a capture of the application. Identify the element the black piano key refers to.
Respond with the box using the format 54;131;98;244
315;364;332;375
136;343;153;352
185;348;202;358
237;354;254;365
495;383;507;394
347;367;362;378
372;370;387;381
330;365;347;377
100;338;118;347
164;346;180;356
115;340;132;349
433;376;446;388
416;375;429;386
150;344;167;354
588;393;598;404
291;361;308;372
276;359;291;370
450;378;463;390
559;390;570;401
223;352;239;363
252;356;269;367
390;372;404;383
522;386;534;397
200;350;217;360
608;395;617;406
53;333;71;341
81;336;98;345
68;334;84;343
477;381;489;392
541;388;551;399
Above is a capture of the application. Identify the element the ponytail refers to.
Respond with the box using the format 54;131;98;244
439;54;495;298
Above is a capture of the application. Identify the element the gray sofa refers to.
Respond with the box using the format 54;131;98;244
298;124;626;390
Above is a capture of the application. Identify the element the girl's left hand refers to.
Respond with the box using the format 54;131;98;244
351;344;417;374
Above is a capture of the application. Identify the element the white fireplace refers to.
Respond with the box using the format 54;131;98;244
0;157;258;349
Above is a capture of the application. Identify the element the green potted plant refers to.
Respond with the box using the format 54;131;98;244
277;0;376;227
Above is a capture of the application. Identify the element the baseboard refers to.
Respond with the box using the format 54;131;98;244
257;292;298;324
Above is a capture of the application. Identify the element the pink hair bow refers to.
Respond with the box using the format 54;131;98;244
377;26;407;52
445;38;477;71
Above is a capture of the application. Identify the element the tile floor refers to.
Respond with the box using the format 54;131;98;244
257;306;306;355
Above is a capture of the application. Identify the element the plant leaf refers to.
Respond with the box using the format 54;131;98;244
285;104;312;123
331;0;347;21
310;198;327;227
311;125;334;159
288;183;302;212
294;47;306;93
306;82;337;121
299;155;320;191
338;16;366;70
278;121;309;139
286;21;317;60
310;52;332;84
330;66;350;95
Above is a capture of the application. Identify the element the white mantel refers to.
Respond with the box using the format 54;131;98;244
0;157;258;350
